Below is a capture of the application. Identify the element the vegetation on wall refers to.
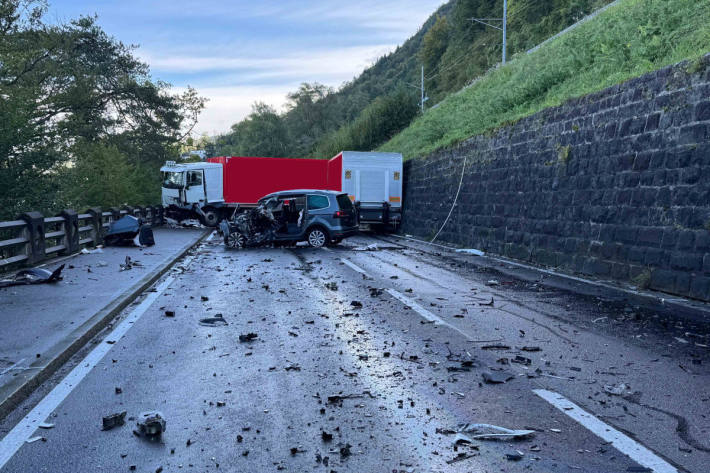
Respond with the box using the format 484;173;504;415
381;0;710;159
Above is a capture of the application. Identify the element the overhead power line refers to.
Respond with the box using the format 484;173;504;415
469;0;508;64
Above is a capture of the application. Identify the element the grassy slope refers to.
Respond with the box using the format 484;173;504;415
380;0;710;160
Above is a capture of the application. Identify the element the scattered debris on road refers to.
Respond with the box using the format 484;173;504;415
102;411;127;431
135;411;166;437
603;382;632;396
119;256;143;271
199;314;228;327
239;333;258;342
440;423;535;441
482;371;514;384
104;215;155;247
0;264;65;288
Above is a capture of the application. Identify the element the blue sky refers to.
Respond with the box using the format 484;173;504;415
47;0;444;135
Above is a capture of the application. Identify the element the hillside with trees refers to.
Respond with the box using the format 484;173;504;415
214;0;614;159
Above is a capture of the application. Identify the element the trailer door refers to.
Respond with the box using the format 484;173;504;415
358;169;386;204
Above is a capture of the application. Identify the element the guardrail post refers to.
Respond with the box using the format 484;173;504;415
156;206;164;226
59;209;79;255
110;207;121;223
19;211;45;265
122;206;134;218
87;207;103;246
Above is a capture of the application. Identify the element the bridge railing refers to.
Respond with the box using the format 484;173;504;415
0;205;165;273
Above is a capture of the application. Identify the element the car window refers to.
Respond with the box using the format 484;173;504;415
307;194;330;210
336;194;354;210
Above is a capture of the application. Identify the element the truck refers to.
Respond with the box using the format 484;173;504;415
160;151;403;228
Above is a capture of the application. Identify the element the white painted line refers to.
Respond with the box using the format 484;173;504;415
386;289;471;341
533;389;677;473
0;359;25;378
0;253;197;469
340;258;369;277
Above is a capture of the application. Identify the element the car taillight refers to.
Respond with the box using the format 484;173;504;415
333;210;348;218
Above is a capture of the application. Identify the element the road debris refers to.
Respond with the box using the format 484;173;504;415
239;333;258;342
353;243;379;251
104;215;155;247
486;280;500;286
455;248;485;256
441;423;535;441
135;411;166;437
102;411;127;431
482;371;514;384
26;436;46;443
199;314;228;327
327;391;376;405
324;282;338;291
164;310;175;317
119;256;143;271
521;346;541;352
506;450;524;461
80;247;104;254
0;264;65;288
603;382;632;396
38;423;54;429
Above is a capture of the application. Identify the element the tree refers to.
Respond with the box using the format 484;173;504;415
0;0;205;218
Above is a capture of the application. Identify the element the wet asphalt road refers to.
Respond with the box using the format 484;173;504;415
0;233;709;473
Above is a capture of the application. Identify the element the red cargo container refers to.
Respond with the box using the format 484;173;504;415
208;156;338;205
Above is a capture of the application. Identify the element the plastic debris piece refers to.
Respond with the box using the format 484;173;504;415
482;371;514;384
239;333;258;342
456;423;535;441
136;411;166;437
486;280;500;286
0;265;65;288
38;423;54;429
199;314;228;327
506;450;524;461
26;436;45;443
603;382;632;396
102;411;127;431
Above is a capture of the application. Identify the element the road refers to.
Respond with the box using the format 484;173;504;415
0;232;708;473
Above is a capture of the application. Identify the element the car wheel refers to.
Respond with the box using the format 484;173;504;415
226;232;246;249
202;210;219;227
307;228;328;248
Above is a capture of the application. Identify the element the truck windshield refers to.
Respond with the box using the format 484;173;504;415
162;171;184;189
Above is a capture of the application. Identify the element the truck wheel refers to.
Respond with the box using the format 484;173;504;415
307;227;328;248
202;209;219;227
226;232;246;249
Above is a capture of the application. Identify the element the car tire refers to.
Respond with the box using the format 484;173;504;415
226;232;246;249
307;227;328;248
202;209;219;227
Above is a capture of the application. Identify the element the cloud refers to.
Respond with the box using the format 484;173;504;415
179;85;294;136
139;44;394;83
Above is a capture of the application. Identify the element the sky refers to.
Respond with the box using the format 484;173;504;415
47;0;445;136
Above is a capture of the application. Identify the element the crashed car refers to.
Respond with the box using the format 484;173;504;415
219;190;358;249
104;215;155;247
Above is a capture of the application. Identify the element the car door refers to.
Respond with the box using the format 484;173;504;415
306;193;332;228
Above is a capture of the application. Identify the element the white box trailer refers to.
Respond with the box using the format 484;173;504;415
333;151;403;229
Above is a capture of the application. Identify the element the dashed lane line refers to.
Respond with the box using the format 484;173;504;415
340;258;369;276
0;253;198;470
534;389;678;473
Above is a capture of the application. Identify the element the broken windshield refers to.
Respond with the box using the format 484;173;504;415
162;171;184;189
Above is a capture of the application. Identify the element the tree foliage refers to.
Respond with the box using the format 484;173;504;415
0;0;205;218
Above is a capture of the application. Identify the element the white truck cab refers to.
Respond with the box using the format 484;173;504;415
160;161;224;225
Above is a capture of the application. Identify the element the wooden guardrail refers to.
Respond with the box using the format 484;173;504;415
0;205;165;271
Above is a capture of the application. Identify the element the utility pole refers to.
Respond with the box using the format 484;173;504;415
502;0;507;64
421;66;425;113
469;0;508;65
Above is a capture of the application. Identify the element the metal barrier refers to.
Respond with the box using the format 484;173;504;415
0;205;164;272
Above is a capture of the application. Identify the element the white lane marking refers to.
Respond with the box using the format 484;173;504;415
0;253;197;469
386;289;471;341
533;389;677;473
0;359;25;378
340;258;369;277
